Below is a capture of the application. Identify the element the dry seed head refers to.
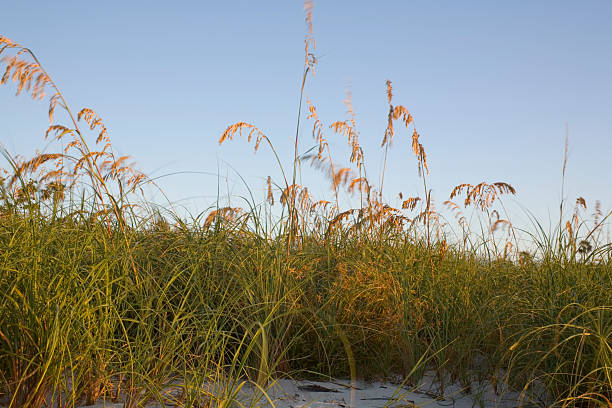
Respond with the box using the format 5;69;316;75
0;36;20;49
348;177;369;194
382;106;394;148
1;55;51;100
382;214;407;231
449;183;472;200
204;207;243;229
443;199;460;213
576;197;586;209
298;187;311;212
40;180;65;201
424;195;439;224
219;122;267;153
305;39;317;74
310;199;330;213
78;108;109;144
306;99;328;160
281;184;303;206
393;105;413;126
266;176;274;206
9;153;63;186
330;120;350;137
39;169;63;183
45;125;74;141
48;93;62;123
326;209;356;236
302;154;351;195
13;182;36;200
450;181;515;210
594;200;602;225
330;120;363;167
413;209;430;226
411;129;428;176
343;89;357;130
493;181;516;195
303;1;316;73
333;167;352;190
331;89;364;168
380;81;422;167
565;221;573;236
304;0;314;35
401;197;421;211
204;209;220;230
107;156;132;174
382;82;394;147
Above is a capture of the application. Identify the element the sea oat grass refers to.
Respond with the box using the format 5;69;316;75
1;3;611;405
0;176;610;406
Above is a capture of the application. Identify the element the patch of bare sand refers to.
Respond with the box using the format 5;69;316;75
80;371;543;408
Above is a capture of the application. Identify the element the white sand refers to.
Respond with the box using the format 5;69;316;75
80;371;542;408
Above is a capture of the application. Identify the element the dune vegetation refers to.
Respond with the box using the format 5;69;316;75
0;4;610;407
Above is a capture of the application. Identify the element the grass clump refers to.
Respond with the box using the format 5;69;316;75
0;195;609;406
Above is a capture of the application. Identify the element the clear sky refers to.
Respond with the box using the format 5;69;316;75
1;1;611;239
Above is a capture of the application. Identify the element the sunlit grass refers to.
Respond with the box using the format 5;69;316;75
0;193;609;407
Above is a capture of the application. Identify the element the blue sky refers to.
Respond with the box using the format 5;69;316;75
1;1;611;238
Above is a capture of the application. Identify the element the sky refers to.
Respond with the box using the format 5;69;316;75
1;1;611;241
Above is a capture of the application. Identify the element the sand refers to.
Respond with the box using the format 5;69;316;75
79;371;542;408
